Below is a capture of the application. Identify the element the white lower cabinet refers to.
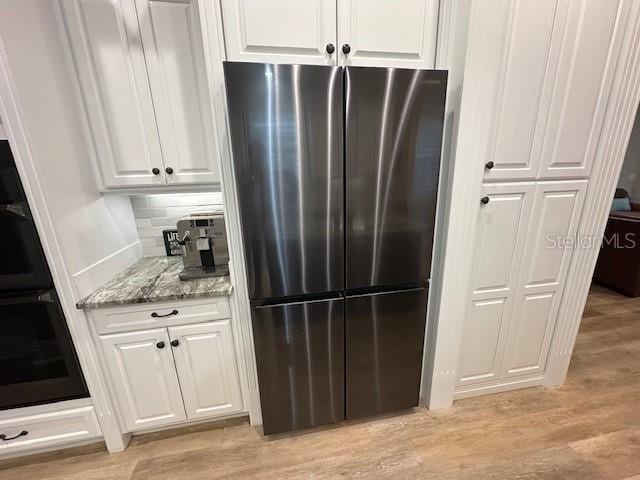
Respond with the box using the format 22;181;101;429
169;321;243;420
0;400;101;457
456;180;587;398
99;318;243;432
100;328;186;431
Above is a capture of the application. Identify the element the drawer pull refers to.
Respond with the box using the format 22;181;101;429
151;309;179;318
0;430;28;441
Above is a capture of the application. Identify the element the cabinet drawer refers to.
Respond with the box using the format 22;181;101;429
91;298;231;335
0;404;101;456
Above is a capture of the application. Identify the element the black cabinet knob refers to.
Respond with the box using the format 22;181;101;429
342;44;351;55
480;196;490;205
170;339;180;347
152;167;160;175
165;167;174;175
156;341;165;349
326;43;335;54
485;161;495;170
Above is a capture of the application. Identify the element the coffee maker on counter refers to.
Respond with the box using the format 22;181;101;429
177;213;229;280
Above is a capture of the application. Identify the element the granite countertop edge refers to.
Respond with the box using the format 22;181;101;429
76;256;233;310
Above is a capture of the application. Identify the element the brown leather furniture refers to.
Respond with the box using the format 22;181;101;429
593;189;640;297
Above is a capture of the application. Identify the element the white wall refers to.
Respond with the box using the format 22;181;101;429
131;193;223;256
618;111;640;202
0;0;140;297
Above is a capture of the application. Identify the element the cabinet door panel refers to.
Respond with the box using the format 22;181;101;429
99;329;185;431
338;0;438;68
60;0;165;187
501;180;587;379
503;292;555;376
471;183;534;295
457;298;508;385
135;0;220;184
220;0;337;65
169;321;243;420
481;0;557;181
538;0;620;179
520;181;587;292
457;182;534;388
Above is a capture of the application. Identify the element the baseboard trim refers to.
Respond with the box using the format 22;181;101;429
72;240;142;299
453;375;544;400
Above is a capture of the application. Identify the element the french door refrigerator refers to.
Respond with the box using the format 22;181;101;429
224;62;446;435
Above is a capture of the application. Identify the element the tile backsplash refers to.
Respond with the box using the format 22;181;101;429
131;193;224;257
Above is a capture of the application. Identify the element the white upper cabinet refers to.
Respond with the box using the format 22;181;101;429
220;0;437;68
134;0;220;185
220;0;338;65
479;0;556;181
60;0;165;188
337;0;438;68
537;1;620;179
480;0;622;182
60;0;220;189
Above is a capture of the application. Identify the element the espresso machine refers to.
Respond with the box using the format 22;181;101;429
177;214;229;280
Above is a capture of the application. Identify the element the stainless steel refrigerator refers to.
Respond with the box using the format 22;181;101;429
224;62;446;435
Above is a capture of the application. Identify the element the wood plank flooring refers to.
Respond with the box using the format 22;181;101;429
1;284;639;479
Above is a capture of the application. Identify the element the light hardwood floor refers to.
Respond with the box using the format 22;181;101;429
2;284;639;479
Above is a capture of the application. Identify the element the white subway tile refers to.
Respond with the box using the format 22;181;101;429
136;218;152;228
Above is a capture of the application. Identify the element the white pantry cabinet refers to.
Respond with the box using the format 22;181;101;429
455;0;621;399
60;0;220;189
478;0;620;182
456;182;535;387
220;0;438;68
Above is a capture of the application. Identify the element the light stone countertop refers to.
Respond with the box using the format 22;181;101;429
76;256;232;309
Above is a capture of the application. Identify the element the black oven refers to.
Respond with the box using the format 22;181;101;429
0;289;88;409
0;142;52;292
0;140;88;410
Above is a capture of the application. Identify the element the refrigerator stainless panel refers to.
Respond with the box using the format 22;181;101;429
346;287;428;420
251;298;344;435
224;62;344;301
345;67;447;289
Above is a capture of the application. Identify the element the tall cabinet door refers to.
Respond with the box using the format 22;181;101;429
99;329;186;431
537;1;620;179
220;0;337;65
456;183;534;387
168;321;243;420
134;0;220;185
501;180;587;378
477;0;557;182
338;0;439;68
60;0;165;188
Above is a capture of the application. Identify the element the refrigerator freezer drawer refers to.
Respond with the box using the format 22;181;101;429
251;298;344;435
346;288;428;420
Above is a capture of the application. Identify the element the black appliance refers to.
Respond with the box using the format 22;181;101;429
0;140;88;410
224;63;446;434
